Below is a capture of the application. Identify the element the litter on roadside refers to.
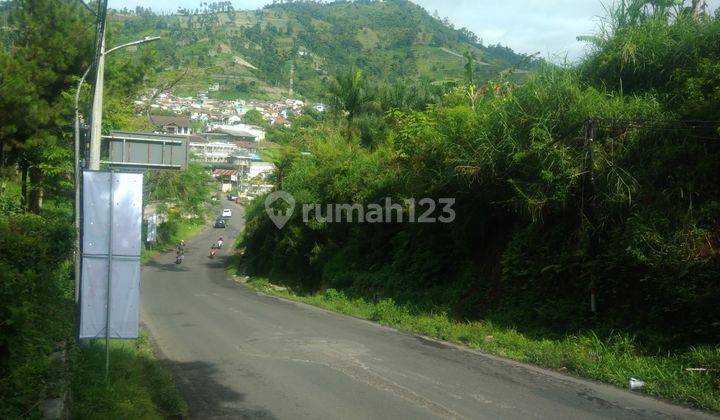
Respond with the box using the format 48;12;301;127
629;377;645;390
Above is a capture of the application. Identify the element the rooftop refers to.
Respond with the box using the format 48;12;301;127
149;114;191;127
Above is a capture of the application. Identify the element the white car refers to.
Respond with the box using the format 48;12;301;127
221;209;232;218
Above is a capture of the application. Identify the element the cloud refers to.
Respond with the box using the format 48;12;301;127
414;0;720;60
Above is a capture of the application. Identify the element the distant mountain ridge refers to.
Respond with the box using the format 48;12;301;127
110;0;537;100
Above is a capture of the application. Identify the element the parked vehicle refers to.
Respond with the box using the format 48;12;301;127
222;209;232;218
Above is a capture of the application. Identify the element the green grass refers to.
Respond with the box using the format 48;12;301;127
242;277;720;412
71;332;188;419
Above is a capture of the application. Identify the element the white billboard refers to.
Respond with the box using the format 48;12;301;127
80;171;143;339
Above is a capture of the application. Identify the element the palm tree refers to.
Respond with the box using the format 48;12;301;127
326;69;376;141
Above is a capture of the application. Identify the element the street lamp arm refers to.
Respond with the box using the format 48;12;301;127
75;66;92;106
104;36;160;55
73;64;91;303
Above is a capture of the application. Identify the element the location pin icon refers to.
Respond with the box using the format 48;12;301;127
265;191;295;229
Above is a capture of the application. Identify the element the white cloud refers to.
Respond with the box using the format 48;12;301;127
414;0;720;61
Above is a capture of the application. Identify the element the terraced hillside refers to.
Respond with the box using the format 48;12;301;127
109;0;536;100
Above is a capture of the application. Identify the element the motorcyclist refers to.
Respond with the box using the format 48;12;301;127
217;237;224;248
209;243;217;258
175;244;184;264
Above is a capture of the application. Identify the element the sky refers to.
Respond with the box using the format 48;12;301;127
108;0;720;61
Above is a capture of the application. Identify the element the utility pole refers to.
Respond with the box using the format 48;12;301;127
585;118;598;314
88;31;104;170
289;62;294;98
89;0;108;170
89;36;160;171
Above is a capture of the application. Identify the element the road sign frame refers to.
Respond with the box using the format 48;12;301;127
103;131;189;170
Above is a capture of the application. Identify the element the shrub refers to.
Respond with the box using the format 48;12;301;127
0;213;74;417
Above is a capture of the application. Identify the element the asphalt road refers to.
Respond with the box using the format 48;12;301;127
141;200;715;420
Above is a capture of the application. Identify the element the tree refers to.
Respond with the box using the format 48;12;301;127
463;51;474;84
260;145;298;190
326;69;376;142
242;109;267;126
144;163;210;218
0;0;93;211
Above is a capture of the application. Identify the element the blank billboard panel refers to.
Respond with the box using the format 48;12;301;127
80;171;143;339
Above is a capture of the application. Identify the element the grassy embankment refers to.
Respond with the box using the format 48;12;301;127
71;332;188;419
237;275;720;412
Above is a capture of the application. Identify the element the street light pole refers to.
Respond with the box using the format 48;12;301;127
87;35;160;170
74;65;91;303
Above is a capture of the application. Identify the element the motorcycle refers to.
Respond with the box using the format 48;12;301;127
209;246;217;258
217;239;224;248
175;242;186;264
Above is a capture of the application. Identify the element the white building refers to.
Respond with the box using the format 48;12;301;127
211;124;266;141
189;141;237;163
249;160;274;179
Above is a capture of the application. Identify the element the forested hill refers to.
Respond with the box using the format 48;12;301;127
110;0;536;100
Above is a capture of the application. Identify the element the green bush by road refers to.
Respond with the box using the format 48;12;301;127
0;208;75;418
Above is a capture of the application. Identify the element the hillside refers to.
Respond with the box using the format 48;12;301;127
109;0;536;101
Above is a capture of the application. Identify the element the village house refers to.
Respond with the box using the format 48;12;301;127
149;115;193;135
209;123;266;141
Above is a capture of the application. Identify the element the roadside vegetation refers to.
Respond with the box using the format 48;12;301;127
142;163;213;262
240;1;720;410
0;1;200;416
71;332;188;419
0;198;75;418
141;217;207;263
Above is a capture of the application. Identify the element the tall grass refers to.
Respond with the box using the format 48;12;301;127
71;332;188;419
